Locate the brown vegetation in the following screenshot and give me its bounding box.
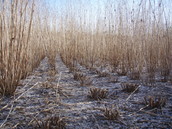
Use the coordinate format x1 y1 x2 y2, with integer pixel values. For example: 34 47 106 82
144 96 167 109
0 0 171 99
121 83 139 93
88 88 108 100
34 116 66 129
0 1 171 129
103 107 120 120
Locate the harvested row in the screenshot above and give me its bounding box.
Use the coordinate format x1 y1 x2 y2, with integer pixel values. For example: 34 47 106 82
0 0 172 128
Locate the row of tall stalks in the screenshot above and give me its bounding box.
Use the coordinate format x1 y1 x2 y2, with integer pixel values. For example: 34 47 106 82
0 0 171 96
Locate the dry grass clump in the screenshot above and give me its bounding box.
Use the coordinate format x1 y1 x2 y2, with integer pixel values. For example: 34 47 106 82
88 88 108 100
73 72 84 81
144 96 166 109
121 83 139 93
73 72 93 86
34 116 66 129
103 107 120 120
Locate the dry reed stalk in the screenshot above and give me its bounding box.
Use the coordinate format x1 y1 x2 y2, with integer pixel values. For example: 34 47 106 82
0 0 171 95
0 0 36 96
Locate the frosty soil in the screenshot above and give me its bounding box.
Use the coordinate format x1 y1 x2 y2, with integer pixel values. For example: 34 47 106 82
0 56 172 129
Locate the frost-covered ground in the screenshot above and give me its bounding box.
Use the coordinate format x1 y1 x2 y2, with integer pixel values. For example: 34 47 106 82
0 56 172 129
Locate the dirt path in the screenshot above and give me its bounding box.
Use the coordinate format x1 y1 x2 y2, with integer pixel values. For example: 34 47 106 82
0 56 172 129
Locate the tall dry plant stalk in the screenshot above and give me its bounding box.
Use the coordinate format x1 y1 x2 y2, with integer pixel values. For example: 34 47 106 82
0 0 36 96
0 0 171 96
58 0 171 84
0 0 48 96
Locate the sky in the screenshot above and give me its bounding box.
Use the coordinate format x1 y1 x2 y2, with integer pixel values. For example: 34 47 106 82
44 0 172 18
44 0 172 10
43 0 172 31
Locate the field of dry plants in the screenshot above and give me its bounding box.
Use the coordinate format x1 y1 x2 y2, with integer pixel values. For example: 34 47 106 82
0 0 172 129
